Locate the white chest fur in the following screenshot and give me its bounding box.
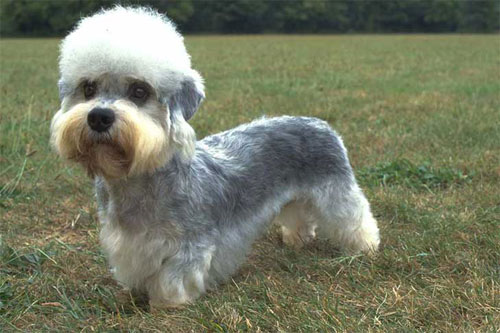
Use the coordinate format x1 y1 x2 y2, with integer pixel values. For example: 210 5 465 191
99 214 178 290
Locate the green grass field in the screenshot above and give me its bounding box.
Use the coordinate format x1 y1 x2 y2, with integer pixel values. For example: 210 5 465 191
1 35 499 332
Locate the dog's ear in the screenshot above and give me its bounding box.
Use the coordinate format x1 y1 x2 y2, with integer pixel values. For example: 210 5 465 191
58 79 70 101
166 70 204 161
168 69 205 121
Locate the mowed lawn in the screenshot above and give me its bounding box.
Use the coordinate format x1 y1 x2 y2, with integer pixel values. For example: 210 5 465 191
1 35 499 332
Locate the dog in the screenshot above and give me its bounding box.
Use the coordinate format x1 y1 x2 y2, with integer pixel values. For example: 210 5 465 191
50 6 380 307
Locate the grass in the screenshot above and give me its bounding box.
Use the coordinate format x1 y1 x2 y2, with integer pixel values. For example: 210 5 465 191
1 35 499 332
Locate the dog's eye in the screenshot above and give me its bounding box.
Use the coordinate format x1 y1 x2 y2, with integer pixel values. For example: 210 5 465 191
131 86 148 100
83 82 97 99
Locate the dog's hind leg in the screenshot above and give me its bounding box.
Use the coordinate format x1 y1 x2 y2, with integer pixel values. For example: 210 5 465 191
308 179 380 255
274 200 317 249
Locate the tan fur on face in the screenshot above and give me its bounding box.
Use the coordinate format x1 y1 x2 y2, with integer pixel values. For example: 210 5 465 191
50 100 171 179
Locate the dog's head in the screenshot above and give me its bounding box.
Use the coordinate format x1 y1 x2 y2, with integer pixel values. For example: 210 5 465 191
50 6 204 179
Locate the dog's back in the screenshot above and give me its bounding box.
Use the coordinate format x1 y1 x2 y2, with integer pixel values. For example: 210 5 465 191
200 116 353 187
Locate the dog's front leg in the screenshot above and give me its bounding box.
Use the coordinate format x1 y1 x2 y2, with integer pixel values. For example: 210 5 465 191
146 245 215 308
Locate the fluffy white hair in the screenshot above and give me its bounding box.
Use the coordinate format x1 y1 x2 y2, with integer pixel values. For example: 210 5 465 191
56 6 205 163
59 6 203 98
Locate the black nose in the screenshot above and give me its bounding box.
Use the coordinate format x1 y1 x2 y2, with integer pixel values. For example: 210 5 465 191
87 108 115 132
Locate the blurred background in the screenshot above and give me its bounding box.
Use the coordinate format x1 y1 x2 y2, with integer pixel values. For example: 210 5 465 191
1 0 499 36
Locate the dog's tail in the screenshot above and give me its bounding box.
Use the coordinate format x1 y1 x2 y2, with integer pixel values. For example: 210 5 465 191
310 181 380 255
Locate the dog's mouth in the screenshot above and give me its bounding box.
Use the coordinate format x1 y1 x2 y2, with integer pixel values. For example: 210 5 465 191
77 143 132 179
70 128 133 179
90 130 114 144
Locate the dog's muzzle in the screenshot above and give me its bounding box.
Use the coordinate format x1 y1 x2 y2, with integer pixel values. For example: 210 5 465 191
87 107 115 132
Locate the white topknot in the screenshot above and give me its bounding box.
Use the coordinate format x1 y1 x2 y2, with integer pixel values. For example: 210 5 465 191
59 6 194 93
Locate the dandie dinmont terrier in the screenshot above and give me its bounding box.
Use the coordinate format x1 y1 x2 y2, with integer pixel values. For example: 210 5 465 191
50 7 380 307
